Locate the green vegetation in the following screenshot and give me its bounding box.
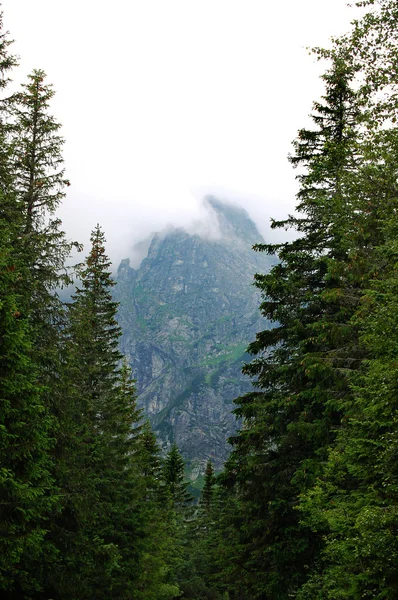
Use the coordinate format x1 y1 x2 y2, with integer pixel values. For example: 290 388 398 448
202 342 247 367
3 1 398 598
0 19 180 598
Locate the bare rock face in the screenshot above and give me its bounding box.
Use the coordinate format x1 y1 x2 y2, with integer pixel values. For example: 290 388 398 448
115 197 274 471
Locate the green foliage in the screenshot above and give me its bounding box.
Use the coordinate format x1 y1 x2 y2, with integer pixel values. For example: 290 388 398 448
0 211 57 594
213 52 364 599
45 226 179 599
163 443 193 510
4 2 398 599
0 19 59 597
0 9 179 600
209 4 398 600
298 194 398 600
173 460 225 600
200 460 216 513
9 69 78 316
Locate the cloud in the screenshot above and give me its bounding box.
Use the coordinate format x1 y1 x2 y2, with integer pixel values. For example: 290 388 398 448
2 0 359 267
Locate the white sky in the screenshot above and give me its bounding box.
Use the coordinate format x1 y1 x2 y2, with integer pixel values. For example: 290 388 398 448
2 0 359 266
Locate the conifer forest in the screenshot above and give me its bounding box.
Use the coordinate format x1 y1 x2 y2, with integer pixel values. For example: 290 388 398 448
3 0 398 598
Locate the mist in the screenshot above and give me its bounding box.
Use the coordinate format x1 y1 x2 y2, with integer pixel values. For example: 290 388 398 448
59 186 296 271
1 0 363 268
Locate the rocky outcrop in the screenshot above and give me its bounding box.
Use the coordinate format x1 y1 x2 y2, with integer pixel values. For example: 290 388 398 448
115 197 274 471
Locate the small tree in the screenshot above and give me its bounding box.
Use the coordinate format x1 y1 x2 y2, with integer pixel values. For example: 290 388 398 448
163 443 192 510
199 460 216 514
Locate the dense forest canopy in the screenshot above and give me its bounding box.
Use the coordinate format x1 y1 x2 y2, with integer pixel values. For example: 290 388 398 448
1 0 398 598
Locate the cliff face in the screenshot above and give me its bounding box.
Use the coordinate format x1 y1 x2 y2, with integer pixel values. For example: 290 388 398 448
115 197 274 471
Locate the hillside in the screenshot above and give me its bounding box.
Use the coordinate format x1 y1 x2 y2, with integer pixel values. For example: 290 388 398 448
115 197 274 471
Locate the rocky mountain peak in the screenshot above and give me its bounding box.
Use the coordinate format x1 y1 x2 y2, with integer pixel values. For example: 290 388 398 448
204 196 261 244
115 198 274 473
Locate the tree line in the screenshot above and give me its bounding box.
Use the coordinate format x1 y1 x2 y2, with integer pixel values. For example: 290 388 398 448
2 0 398 598
0 11 202 598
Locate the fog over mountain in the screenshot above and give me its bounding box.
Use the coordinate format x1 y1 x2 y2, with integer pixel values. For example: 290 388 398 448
114 197 276 471
1 0 361 268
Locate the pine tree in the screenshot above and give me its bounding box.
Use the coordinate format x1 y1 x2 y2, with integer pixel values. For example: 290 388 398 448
216 53 364 599
47 225 129 598
134 423 181 600
0 17 58 598
292 4 398 595
163 443 192 510
1 71 79 596
200 460 216 514
49 226 179 599
9 69 77 325
298 174 398 599
0 212 57 596
181 460 224 600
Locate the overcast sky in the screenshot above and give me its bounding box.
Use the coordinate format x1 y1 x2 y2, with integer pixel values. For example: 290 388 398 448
3 0 359 266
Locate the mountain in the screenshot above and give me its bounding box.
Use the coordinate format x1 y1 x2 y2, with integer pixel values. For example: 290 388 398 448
115 197 274 473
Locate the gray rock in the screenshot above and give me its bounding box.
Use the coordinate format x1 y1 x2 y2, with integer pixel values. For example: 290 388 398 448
115 197 275 472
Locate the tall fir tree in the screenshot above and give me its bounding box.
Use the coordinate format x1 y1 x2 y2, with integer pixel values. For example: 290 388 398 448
49 225 179 599
216 53 364 599
2 71 79 596
134 423 181 600
200 460 216 515
9 69 77 321
0 16 59 598
298 139 398 599
0 207 57 597
179 459 224 600
48 225 133 598
295 3 398 591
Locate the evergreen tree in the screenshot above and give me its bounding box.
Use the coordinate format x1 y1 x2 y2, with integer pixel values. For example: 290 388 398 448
134 423 181 600
293 4 398 595
161 444 197 595
297 111 398 600
49 226 179 599
200 460 216 514
1 71 79 596
174 459 223 600
216 53 364 599
298 194 398 600
163 443 193 510
0 210 57 596
0 17 58 598
9 69 77 327
48 225 134 598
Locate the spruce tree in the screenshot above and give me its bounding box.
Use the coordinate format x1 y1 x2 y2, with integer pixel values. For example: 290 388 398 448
0 209 57 596
9 69 77 323
294 4 398 595
0 16 58 598
48 225 131 598
181 460 224 599
2 71 79 596
163 443 192 510
296 93 398 600
217 53 363 599
298 162 398 599
200 460 216 514
134 423 181 600
50 226 179 599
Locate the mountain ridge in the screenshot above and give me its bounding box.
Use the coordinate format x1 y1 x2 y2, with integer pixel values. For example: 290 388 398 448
115 197 274 471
